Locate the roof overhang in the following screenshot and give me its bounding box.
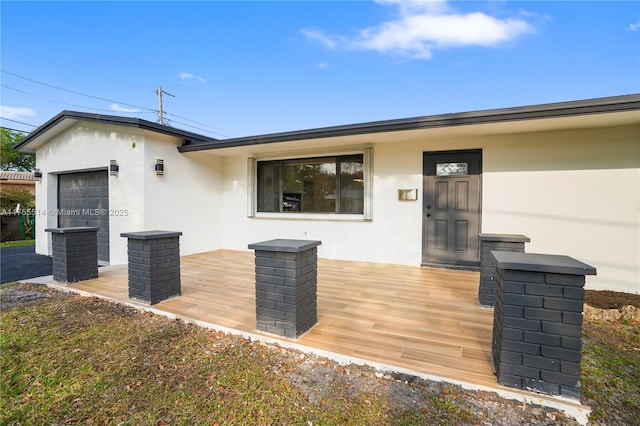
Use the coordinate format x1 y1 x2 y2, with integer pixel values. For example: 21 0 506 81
178 94 640 156
15 95 640 155
15 111 216 153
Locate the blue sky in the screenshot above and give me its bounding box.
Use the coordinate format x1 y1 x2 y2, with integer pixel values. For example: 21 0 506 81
1 1 639 139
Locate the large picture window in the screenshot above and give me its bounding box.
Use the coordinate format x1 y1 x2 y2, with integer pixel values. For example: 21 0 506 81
257 154 364 214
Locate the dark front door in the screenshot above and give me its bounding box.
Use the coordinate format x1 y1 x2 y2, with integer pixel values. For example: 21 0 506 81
58 170 110 263
422 150 481 268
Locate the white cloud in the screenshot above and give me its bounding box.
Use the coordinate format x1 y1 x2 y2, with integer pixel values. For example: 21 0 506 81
316 62 329 69
376 0 450 15
628 21 640 31
179 72 206 83
302 0 534 60
109 104 140 113
300 29 343 49
0 106 36 121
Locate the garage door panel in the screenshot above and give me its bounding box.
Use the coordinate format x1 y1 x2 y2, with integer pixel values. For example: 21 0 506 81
58 171 109 263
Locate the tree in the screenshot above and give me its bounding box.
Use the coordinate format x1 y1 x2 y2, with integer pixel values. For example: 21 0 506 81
0 188 35 211
1 128 35 171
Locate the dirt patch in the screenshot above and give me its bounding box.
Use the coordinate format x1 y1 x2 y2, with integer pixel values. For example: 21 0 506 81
583 290 640 322
288 360 578 425
0 282 61 310
584 290 640 309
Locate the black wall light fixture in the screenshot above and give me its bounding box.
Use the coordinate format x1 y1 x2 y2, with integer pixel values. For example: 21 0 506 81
155 159 164 175
109 160 119 176
34 169 42 181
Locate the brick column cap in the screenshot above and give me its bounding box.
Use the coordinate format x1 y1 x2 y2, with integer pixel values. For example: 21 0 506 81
45 227 98 234
492 251 596 276
248 239 322 253
479 233 530 243
120 230 182 239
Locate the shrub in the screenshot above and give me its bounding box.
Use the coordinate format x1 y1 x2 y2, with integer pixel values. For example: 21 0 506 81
0 188 35 213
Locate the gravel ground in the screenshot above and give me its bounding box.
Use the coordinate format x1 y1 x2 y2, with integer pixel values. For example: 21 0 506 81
288 359 579 425
0 283 587 425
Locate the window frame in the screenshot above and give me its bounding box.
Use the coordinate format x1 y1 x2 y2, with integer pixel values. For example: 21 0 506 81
248 148 372 220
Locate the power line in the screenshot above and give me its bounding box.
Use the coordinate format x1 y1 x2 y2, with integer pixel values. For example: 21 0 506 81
2 70 231 138
0 117 38 128
1 126 30 134
5 47 149 93
1 69 156 113
154 86 228 136
165 118 228 138
4 82 224 136
1 84 156 115
3 83 225 137
164 111 229 137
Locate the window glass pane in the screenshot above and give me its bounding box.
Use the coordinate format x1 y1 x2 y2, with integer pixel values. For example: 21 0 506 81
283 158 336 213
256 154 365 214
257 162 280 212
340 155 364 214
436 162 468 176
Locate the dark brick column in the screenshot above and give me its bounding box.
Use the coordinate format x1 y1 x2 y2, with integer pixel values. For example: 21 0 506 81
120 231 182 305
491 251 596 400
45 227 99 283
478 234 530 306
248 239 322 339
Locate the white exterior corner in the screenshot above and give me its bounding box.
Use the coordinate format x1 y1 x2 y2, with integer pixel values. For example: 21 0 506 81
33 121 224 265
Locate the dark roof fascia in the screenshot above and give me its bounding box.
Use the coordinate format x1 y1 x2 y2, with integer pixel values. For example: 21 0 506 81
15 111 215 152
178 94 640 153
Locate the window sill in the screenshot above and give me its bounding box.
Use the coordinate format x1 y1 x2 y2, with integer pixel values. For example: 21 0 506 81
253 212 368 222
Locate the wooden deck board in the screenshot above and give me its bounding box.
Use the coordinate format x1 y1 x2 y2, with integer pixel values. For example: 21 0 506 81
67 249 497 388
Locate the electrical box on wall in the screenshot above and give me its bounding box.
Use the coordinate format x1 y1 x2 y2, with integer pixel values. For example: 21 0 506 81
398 189 418 201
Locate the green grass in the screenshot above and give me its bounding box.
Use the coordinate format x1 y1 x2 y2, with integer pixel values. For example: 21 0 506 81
2 287 637 425
581 317 640 425
0 239 34 248
0 292 482 425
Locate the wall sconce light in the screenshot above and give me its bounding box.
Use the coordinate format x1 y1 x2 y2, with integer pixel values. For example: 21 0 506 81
398 189 418 201
155 159 164 176
109 160 119 177
33 169 42 181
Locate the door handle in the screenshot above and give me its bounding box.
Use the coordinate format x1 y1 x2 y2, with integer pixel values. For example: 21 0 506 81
426 213 431 217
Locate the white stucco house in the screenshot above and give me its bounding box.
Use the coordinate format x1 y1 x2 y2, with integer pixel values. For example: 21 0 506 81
15 94 640 294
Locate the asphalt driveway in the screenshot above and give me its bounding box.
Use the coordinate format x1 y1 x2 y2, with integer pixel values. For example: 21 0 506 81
0 245 52 284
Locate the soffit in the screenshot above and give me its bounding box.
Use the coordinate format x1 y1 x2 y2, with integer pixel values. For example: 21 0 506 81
187 109 639 158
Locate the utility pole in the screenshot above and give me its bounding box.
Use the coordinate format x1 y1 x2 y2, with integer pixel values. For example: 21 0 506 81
156 86 175 125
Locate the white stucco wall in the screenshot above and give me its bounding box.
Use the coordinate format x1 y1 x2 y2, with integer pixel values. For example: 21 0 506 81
218 125 639 293
142 140 223 259
34 122 222 265
34 123 145 264
481 126 639 293
34 119 639 293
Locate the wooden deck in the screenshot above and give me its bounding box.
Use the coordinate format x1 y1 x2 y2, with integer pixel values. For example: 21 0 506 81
68 250 497 388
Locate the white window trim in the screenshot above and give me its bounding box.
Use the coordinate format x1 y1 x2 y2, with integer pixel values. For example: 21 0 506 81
247 157 256 217
248 148 373 221
363 147 373 221
254 212 365 222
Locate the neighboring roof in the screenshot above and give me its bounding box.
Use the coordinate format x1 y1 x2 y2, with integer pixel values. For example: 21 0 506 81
178 93 640 153
0 171 35 181
15 111 216 153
